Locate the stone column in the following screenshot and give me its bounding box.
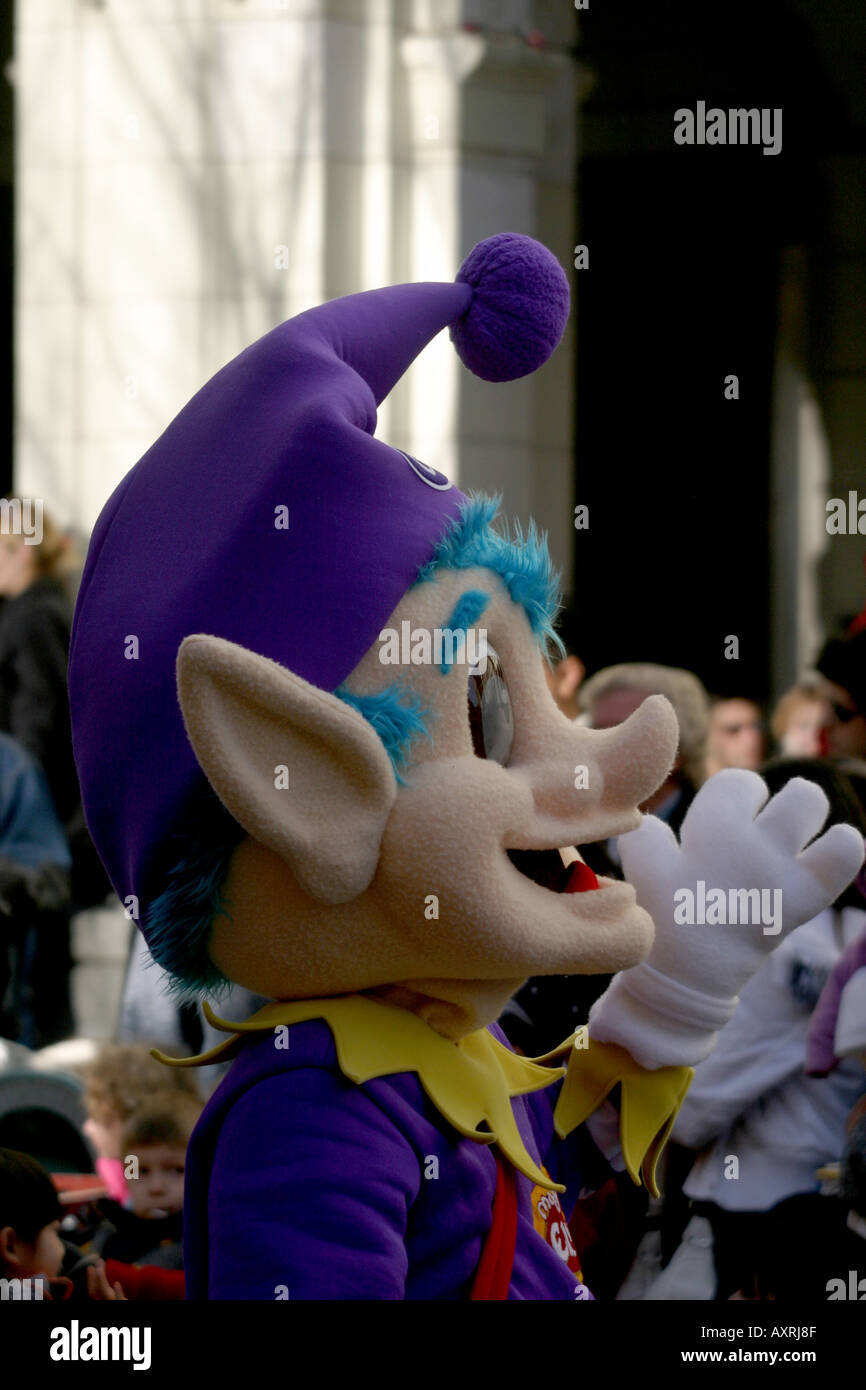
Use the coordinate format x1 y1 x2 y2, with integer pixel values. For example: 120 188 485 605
15 0 582 600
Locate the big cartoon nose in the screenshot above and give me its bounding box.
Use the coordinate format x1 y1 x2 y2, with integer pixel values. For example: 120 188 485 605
510 693 680 846
590 693 680 811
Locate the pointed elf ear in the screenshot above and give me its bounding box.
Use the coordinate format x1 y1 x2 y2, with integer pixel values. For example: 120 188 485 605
176 635 397 904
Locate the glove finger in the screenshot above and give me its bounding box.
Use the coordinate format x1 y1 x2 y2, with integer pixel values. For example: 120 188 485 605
752 776 830 853
679 768 769 852
618 812 680 884
797 822 866 904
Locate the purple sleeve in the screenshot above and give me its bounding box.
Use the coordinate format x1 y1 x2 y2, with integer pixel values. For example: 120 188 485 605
207 1068 421 1300
806 929 866 1076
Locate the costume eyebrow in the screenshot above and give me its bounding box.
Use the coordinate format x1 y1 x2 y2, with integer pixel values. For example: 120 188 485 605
439 589 490 674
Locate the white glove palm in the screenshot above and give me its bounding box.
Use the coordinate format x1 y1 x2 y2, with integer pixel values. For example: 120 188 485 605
589 769 865 1069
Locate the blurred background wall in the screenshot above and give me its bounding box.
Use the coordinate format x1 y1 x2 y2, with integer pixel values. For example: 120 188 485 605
8 0 580 592
2 0 865 699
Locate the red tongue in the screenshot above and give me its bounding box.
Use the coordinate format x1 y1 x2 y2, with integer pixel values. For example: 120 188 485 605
564 860 600 894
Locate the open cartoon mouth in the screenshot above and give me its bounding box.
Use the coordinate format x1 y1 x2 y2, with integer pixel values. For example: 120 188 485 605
506 848 600 895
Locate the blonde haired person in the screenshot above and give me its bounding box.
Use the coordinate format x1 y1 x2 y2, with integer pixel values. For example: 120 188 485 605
579 662 710 809
771 678 831 759
82 1043 201 1181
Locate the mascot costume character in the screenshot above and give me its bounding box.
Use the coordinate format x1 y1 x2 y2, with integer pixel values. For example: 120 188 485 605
68 234 864 1299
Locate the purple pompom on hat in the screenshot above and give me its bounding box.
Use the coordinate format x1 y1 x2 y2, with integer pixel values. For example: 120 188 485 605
68 234 569 930
451 232 571 382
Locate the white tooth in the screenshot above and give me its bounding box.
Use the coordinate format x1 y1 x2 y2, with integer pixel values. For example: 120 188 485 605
558 846 584 868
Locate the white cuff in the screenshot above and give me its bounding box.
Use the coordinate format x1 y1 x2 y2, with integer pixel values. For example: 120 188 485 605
588 963 739 1070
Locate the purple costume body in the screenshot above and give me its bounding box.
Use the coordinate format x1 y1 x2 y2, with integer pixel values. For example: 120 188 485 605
184 1017 602 1300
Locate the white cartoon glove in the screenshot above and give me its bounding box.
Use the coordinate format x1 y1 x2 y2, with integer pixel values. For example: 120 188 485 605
588 769 865 1069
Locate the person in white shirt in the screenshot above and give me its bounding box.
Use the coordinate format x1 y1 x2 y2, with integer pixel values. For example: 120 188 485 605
669 758 866 1299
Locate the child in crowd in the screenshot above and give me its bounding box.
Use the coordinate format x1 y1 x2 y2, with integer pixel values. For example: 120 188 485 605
0 1147 124 1300
88 1091 202 1270
82 1043 201 1203
771 679 831 759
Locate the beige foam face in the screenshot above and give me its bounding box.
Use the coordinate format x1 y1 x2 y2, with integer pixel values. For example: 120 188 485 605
177 567 680 1037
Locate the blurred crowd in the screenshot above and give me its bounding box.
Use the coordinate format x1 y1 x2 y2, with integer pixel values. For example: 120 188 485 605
0 498 865 1300
535 624 866 1300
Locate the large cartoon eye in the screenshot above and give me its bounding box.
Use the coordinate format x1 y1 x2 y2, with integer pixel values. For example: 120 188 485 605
467 644 514 764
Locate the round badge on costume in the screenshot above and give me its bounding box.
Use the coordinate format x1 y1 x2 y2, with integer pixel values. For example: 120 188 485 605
398 450 452 491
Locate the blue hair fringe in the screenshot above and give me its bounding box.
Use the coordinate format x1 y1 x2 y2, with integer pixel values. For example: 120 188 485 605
416 493 565 661
143 803 245 1000
334 681 433 784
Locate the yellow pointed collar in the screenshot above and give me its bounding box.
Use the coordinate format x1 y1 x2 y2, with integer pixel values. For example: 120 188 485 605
551 1038 693 1198
153 994 566 1192
153 995 692 1199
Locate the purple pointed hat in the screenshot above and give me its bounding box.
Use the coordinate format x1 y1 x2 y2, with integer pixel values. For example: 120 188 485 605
69 233 570 920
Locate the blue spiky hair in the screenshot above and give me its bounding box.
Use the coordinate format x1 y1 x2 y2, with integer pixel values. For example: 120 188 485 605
417 492 564 657
144 491 564 996
333 495 565 773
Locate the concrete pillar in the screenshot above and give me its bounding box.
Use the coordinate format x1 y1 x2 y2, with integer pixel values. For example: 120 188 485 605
15 0 581 600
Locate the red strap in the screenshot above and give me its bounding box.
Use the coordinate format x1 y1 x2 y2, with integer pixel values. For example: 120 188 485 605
470 1152 518 1300
104 1259 186 1300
